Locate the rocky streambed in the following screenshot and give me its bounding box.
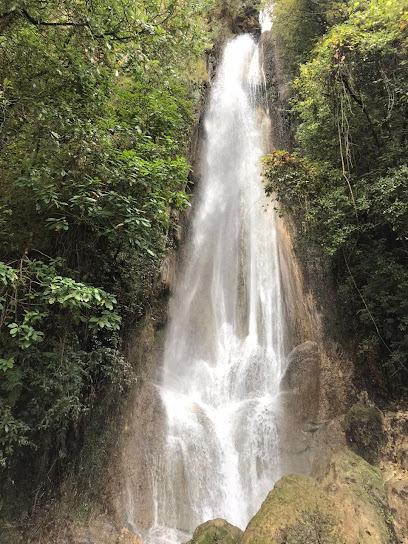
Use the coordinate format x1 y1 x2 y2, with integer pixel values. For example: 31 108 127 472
65 402 407 544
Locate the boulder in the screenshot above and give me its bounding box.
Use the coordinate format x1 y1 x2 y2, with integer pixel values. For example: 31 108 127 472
343 403 386 464
282 341 320 423
186 519 243 544
240 448 397 544
241 473 344 544
317 448 397 544
279 341 321 474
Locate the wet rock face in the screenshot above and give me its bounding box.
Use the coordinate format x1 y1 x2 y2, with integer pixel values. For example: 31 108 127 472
344 403 387 465
259 32 293 152
185 519 243 544
283 341 320 418
279 341 321 474
218 1 261 35
231 9 260 35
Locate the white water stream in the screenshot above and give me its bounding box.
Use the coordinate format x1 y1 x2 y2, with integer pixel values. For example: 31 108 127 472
144 28 287 544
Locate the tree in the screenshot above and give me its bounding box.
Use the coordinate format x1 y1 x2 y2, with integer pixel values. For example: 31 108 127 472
264 0 408 392
0 0 213 489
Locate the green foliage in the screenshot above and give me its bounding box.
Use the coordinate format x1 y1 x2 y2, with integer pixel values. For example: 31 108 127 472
293 0 408 169
0 358 14 371
264 154 408 388
0 256 127 469
271 0 345 78
0 258 121 348
266 0 408 392
0 403 32 468
0 0 213 486
263 152 358 254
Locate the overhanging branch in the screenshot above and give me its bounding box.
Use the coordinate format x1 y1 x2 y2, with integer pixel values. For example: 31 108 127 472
1 7 150 40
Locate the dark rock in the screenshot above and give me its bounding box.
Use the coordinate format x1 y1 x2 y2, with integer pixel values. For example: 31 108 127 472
284 341 319 388
259 31 293 152
343 403 386 465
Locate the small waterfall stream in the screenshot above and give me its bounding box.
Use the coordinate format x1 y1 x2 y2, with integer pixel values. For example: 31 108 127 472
144 27 287 544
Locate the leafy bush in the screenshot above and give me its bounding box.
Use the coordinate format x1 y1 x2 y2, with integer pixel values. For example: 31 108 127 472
0 0 213 488
265 0 408 393
263 151 408 389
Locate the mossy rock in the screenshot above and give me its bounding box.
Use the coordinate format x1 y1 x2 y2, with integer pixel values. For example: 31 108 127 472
318 449 397 544
186 519 243 544
240 474 344 544
343 403 386 465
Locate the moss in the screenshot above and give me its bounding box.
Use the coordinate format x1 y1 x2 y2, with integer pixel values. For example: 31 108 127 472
343 403 386 465
241 474 344 544
283 511 343 544
240 452 397 544
322 449 398 544
186 519 243 544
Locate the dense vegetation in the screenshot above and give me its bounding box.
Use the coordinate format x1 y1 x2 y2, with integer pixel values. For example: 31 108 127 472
2 0 406 528
0 0 214 498
264 0 408 393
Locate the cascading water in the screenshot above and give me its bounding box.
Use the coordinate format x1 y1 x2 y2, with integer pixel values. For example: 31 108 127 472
144 27 287 544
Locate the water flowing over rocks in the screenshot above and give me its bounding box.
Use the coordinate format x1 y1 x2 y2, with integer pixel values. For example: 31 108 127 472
63 13 407 544
187 410 404 544
3 6 408 544
114 18 402 544
122 30 291 543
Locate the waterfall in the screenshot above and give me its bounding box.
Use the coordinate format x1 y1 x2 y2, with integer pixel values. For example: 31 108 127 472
144 32 287 544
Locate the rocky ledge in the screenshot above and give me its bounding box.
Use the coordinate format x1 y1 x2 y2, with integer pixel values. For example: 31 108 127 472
187 403 408 544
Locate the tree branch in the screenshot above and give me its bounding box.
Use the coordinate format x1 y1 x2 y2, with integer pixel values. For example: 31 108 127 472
21 8 81 27
340 73 381 150
2 7 149 40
